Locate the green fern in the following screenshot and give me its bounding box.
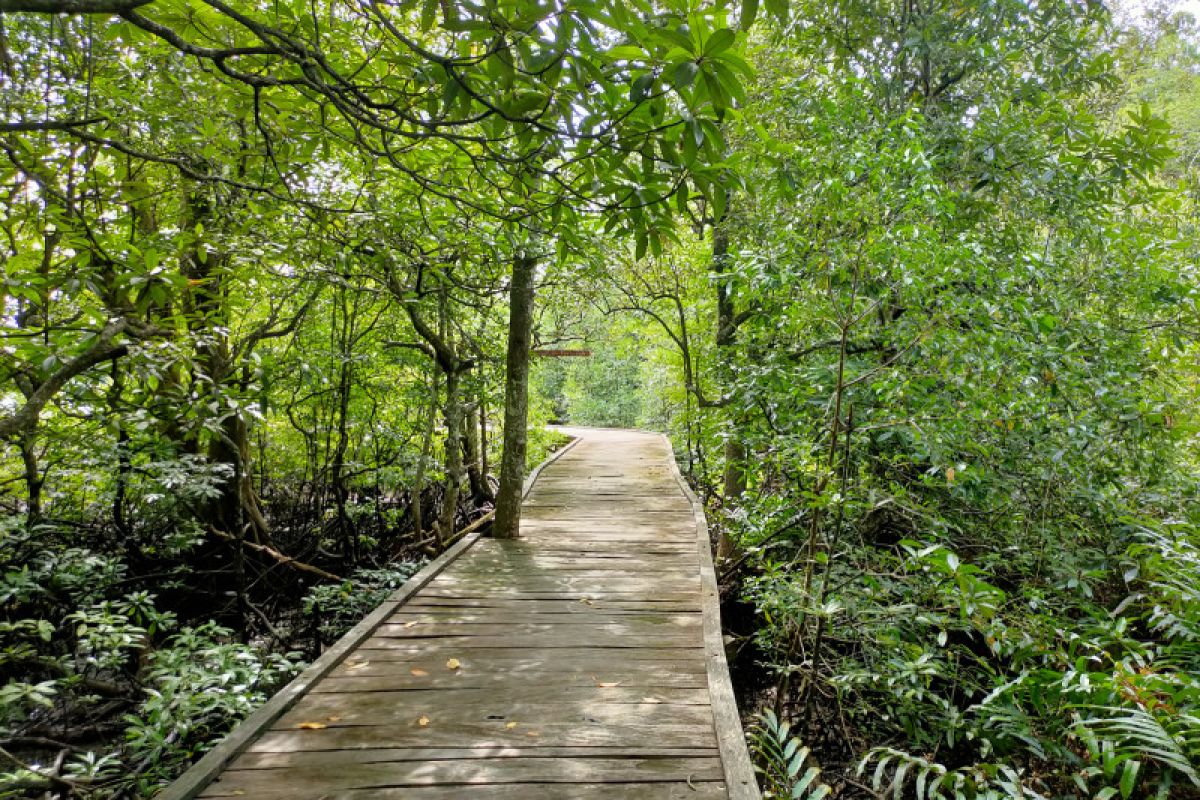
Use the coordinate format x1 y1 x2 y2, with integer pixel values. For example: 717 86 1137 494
856 747 1047 800
1077 705 1200 790
749 711 833 799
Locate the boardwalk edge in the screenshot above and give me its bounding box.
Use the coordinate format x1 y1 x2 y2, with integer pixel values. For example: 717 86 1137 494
156 433 580 799
662 433 762 800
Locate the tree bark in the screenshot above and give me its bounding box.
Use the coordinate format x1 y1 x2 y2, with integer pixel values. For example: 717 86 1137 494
18 430 42 525
436 369 464 545
412 368 438 539
492 251 537 540
463 399 491 503
713 221 743 561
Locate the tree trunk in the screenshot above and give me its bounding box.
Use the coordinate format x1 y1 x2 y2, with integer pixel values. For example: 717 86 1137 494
463 399 491 503
436 369 464 544
492 252 537 540
19 429 42 526
412 368 438 539
713 222 743 561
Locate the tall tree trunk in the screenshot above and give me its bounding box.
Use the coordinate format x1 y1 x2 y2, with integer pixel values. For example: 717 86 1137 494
463 399 491 503
412 368 438 540
183 185 269 545
492 252 537 540
713 222 743 561
330 285 355 557
19 429 42 526
436 369 464 544
330 352 353 556
479 393 489 488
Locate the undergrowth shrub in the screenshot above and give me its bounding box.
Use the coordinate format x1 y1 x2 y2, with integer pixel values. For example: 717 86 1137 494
742 518 1200 799
302 563 425 643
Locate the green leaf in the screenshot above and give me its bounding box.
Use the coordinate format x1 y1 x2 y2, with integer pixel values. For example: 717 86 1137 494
702 67 731 112
740 0 759 30
420 0 437 31
606 45 645 62
669 60 700 90
630 73 654 103
704 28 736 56
1120 760 1141 799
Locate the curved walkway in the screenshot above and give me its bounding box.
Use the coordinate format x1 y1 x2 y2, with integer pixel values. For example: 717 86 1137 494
161 428 757 799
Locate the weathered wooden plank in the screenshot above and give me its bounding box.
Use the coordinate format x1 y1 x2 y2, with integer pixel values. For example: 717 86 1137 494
199 781 730 799
415 589 703 601
248 720 720 752
402 597 702 612
383 611 702 627
449 559 699 572
198 757 724 793
275 690 715 722
376 621 701 639
232 746 720 768
316 671 709 692
345 646 707 662
357 633 703 650
436 576 699 587
323 662 705 695
304 686 710 704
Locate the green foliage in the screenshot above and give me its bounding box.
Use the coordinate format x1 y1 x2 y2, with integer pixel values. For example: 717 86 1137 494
302 564 424 643
857 747 1041 800
122 623 302 795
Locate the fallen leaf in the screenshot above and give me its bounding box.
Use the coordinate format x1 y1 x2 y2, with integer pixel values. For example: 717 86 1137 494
596 681 621 688
526 730 540 737
417 716 430 727
446 657 462 670
326 715 342 722
578 598 593 606
403 620 419 628
505 721 518 730
346 659 370 671
642 697 662 704
296 721 327 730
410 668 429 676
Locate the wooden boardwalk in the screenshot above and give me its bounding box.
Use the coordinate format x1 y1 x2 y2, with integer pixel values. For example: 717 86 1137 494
161 428 757 799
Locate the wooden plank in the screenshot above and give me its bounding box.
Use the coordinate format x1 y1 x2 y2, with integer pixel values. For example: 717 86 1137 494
383 611 702 626
357 633 703 650
402 597 702 612
319 671 705 690
316 671 709 692
342 645 708 665
301 686 711 705
247 720 719 752
272 697 717 731
376 620 701 636
232 746 718 767
198 757 724 793
199 781 730 799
